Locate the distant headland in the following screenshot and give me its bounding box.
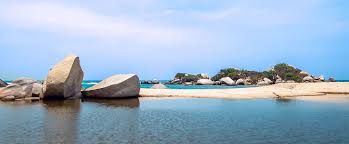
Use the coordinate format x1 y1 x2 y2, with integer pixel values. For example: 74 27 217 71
142 63 335 87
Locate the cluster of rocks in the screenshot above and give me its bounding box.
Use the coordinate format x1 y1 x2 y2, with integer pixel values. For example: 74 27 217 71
166 70 336 87
0 77 42 101
0 55 140 102
141 79 160 84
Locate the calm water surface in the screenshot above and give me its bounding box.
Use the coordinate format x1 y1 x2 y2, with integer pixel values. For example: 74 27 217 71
0 98 349 144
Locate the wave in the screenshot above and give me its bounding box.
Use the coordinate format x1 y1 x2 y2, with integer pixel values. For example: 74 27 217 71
82 82 98 85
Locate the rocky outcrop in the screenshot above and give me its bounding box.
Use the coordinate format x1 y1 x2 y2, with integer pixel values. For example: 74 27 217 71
142 79 160 84
151 84 168 89
303 76 314 82
219 77 235 86
43 55 84 99
196 79 214 85
82 74 140 98
0 77 38 99
0 79 7 87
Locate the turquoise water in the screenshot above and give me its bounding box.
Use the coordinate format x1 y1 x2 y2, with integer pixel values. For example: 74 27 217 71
1 98 349 144
4 80 349 89
82 80 255 89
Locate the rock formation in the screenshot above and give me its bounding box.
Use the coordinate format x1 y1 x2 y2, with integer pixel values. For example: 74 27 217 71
82 74 140 98
43 55 84 99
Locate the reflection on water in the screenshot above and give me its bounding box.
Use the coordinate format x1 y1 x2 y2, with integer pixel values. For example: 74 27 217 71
43 100 81 144
0 98 349 144
83 98 140 108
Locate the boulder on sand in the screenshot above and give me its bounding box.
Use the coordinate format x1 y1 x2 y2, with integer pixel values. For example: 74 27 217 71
196 79 214 85
43 55 84 99
151 84 168 89
0 79 8 87
219 77 235 86
303 76 314 82
257 78 273 86
82 74 140 98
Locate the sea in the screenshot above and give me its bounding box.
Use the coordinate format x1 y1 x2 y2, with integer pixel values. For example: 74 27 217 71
4 80 349 89
1 98 349 144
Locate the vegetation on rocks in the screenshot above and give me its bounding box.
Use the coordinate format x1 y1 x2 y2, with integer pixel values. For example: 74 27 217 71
272 63 303 82
211 63 310 84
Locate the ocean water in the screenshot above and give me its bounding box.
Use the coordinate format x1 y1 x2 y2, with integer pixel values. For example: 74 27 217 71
82 80 255 89
0 98 349 144
4 80 349 89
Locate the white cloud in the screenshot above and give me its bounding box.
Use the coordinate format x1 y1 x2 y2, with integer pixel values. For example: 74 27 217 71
0 2 196 45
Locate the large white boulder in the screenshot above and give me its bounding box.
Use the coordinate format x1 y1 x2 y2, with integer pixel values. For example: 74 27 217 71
82 74 140 98
196 79 214 85
43 55 84 99
263 78 273 84
219 77 235 86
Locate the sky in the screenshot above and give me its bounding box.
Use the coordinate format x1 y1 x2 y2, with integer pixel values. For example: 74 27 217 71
0 0 348 80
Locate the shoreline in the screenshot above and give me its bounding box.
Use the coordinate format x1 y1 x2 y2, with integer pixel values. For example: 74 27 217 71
140 82 349 100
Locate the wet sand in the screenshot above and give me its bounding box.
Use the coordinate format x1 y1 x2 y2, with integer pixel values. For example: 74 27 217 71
140 82 349 100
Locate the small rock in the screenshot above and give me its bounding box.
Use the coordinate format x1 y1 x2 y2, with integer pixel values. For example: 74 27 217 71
1 96 15 101
319 75 325 81
328 77 336 82
303 76 314 82
151 84 168 89
257 78 273 86
263 78 273 84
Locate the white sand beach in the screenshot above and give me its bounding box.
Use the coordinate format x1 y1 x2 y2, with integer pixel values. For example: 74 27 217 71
140 82 349 100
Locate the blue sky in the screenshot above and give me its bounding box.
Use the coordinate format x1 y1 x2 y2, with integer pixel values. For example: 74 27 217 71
0 0 348 80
